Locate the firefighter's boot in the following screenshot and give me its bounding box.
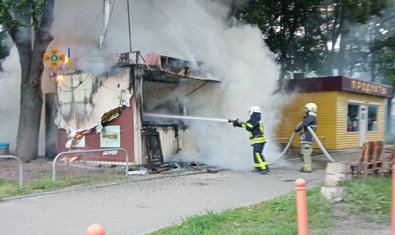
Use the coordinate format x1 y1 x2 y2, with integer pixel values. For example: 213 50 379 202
260 162 270 174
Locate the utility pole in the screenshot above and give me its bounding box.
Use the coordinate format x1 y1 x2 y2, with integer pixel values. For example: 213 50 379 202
127 0 133 52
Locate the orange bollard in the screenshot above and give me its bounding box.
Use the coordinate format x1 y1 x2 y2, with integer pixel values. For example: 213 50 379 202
86 223 105 235
295 178 309 235
392 165 395 235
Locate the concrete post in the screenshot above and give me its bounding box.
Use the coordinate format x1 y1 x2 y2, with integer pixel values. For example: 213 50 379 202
295 178 309 235
86 224 105 235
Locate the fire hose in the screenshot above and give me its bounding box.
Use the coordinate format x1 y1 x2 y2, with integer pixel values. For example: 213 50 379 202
306 126 336 163
229 119 335 164
270 125 335 165
270 131 296 165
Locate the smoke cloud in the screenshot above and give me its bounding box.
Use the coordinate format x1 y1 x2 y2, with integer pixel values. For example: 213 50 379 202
0 46 20 152
121 0 284 170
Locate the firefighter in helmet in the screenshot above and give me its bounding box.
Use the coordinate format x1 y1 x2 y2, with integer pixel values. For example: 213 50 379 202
294 103 317 173
233 106 269 174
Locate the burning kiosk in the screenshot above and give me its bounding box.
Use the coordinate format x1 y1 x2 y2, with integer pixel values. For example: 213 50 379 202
53 51 219 165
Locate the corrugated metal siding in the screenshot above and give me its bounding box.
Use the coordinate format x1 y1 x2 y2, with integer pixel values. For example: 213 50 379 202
157 128 198 162
157 127 179 162
277 92 338 149
178 129 197 153
336 92 385 149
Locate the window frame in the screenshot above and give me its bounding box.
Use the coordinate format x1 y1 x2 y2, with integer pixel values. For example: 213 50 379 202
346 102 361 133
367 105 378 132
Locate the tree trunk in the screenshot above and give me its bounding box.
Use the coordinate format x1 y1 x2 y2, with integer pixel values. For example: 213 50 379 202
326 1 342 76
335 12 347 75
13 0 54 161
16 76 43 161
369 18 379 82
337 32 346 75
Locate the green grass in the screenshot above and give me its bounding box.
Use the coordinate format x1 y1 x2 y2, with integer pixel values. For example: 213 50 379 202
1 170 391 233
0 171 126 199
151 176 391 235
151 188 332 235
340 176 391 222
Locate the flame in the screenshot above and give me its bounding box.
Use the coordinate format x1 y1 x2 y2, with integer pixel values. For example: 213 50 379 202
74 132 83 140
59 156 68 162
56 75 64 82
69 156 79 163
59 154 80 163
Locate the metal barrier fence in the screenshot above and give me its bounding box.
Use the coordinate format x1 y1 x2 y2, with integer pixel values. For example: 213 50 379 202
52 148 129 187
0 155 23 190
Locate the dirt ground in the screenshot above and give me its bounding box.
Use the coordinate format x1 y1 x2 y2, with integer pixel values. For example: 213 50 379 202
328 203 390 235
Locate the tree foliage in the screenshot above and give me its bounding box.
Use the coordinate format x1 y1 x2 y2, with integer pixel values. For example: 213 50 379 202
0 30 10 71
236 0 325 79
322 0 388 76
233 0 390 82
376 33 395 91
367 1 395 90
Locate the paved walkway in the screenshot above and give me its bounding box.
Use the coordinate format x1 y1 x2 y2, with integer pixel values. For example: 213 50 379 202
0 166 325 235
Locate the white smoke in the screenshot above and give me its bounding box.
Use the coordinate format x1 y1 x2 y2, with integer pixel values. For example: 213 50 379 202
0 46 21 152
124 0 284 170
49 0 290 169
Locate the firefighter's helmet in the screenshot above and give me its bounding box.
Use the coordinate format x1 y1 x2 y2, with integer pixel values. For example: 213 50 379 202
248 106 262 116
305 103 317 113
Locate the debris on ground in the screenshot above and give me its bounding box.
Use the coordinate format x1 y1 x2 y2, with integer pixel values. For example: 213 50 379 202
207 168 218 173
127 161 211 174
128 167 148 175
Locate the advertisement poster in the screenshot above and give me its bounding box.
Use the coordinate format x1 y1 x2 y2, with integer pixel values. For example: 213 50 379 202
100 125 121 147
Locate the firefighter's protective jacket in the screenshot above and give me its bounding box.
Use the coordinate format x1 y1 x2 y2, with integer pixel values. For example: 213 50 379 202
295 111 317 144
241 112 266 145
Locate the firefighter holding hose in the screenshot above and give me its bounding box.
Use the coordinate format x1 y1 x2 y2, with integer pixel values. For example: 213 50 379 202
294 103 318 173
231 106 269 174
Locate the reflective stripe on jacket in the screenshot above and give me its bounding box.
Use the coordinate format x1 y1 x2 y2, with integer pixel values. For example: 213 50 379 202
241 113 266 145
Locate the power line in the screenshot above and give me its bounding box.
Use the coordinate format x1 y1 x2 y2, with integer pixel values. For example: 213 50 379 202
149 0 199 41
77 6 104 46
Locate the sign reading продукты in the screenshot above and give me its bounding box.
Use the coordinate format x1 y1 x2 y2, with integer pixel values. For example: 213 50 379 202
348 79 390 97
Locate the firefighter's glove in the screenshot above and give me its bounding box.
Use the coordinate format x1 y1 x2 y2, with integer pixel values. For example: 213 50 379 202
233 119 242 127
